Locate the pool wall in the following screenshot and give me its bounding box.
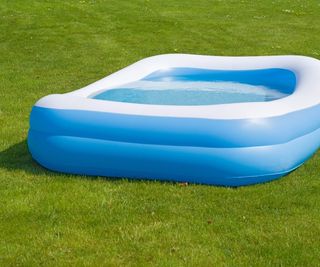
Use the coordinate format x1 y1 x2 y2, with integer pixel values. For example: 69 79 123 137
28 104 320 186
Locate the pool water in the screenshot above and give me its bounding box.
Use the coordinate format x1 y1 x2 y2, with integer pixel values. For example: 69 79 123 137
93 68 295 105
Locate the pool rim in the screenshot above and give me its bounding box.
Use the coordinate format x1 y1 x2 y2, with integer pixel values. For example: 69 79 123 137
34 54 320 120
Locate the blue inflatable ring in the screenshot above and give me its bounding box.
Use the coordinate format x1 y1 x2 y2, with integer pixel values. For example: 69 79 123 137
28 54 320 186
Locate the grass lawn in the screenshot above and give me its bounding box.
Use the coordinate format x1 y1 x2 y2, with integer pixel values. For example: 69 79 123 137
1 0 320 265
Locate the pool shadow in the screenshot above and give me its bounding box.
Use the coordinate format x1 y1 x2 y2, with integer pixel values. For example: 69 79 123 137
0 140 54 176
0 140 146 184
0 140 116 181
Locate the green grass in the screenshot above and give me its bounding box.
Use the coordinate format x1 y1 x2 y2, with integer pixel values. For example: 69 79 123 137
1 0 320 265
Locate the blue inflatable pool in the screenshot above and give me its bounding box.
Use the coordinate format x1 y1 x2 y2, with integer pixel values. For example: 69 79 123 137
28 54 320 186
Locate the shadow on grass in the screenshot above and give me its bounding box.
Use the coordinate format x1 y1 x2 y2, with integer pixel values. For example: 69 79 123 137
0 140 161 185
0 140 54 176
0 140 118 182
0 140 115 183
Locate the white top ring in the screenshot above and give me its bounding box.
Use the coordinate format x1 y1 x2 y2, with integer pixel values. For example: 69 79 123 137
35 54 320 120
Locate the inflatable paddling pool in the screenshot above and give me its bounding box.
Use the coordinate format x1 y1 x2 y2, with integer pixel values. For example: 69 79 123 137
28 54 320 186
